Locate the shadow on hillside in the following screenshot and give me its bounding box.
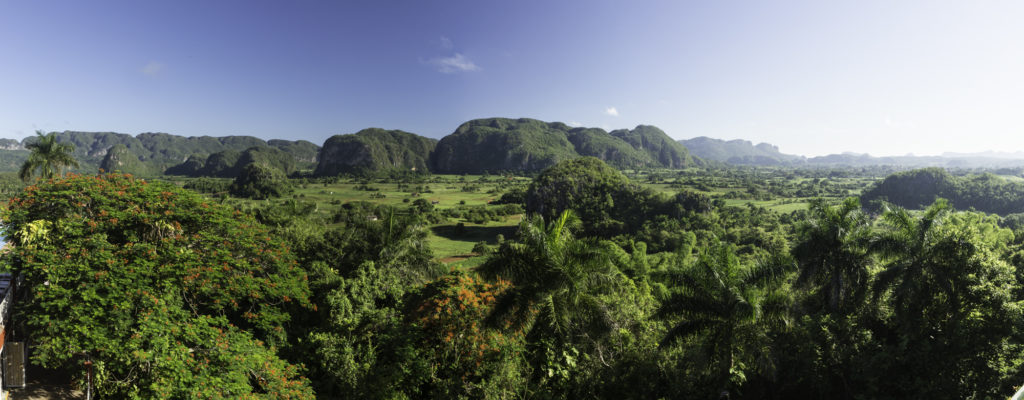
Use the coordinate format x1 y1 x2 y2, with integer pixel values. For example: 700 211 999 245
431 224 518 244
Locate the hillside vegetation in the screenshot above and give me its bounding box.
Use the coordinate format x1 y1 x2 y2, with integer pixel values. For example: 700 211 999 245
314 128 437 176
431 118 697 173
860 167 1024 215
8 131 320 176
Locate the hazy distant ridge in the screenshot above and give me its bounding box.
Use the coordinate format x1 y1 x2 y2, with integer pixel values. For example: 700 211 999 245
680 136 1024 168
679 136 803 165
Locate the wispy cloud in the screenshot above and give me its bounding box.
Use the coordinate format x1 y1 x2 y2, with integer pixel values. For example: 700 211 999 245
427 53 480 74
141 61 165 77
605 106 619 117
568 121 582 127
425 37 479 74
439 36 454 50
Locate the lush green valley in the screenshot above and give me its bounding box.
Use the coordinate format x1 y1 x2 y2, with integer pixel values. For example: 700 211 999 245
4 128 1024 398
3 150 1024 398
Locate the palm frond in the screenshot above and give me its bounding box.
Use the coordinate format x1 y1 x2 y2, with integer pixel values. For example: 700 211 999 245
659 318 715 348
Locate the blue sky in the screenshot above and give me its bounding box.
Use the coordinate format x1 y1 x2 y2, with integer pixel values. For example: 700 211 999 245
1 1 1023 157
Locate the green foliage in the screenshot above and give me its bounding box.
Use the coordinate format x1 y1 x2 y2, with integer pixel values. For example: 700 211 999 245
492 186 526 205
1 173 313 398
19 130 80 182
182 177 232 194
474 210 667 398
792 197 872 313
251 199 318 227
867 200 1022 398
230 163 293 199
4 161 1024 398
281 207 444 397
861 168 1024 215
656 243 794 395
525 157 636 236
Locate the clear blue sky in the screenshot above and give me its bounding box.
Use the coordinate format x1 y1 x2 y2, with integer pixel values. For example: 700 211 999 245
2 1 1022 157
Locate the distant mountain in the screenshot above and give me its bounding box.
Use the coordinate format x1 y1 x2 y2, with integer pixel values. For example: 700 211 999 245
165 145 302 179
805 153 1024 168
100 144 156 176
611 125 695 168
942 150 1024 159
678 135 1024 168
8 131 321 176
679 137 804 166
314 128 437 176
431 118 697 174
16 125 1024 178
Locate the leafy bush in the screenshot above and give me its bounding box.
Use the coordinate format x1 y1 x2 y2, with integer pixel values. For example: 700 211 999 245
1 173 313 398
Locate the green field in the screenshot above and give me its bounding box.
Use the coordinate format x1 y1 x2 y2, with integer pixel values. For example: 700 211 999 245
204 175 530 264
184 170 884 264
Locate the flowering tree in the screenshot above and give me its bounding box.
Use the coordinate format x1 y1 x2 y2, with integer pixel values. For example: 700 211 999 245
406 271 525 397
2 173 313 399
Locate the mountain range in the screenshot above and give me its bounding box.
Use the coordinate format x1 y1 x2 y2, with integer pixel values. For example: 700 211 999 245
4 121 1024 178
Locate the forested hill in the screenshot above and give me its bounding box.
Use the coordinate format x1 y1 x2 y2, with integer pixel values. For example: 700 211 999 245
680 136 804 166
860 167 1024 215
314 128 437 176
1 131 320 176
430 118 698 174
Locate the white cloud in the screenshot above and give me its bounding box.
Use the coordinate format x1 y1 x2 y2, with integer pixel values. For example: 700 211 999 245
568 121 582 127
439 36 454 50
605 106 619 117
428 53 480 73
141 61 164 77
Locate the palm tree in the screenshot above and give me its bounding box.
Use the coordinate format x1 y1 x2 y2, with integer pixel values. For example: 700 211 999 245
869 199 952 324
478 210 617 342
791 197 873 314
656 242 793 396
868 199 1021 398
19 130 79 182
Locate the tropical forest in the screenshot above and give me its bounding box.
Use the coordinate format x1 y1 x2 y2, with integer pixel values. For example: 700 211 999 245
0 122 1022 399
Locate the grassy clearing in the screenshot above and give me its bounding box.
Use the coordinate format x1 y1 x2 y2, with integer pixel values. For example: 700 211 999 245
222 177 526 262
428 215 521 262
196 171 882 262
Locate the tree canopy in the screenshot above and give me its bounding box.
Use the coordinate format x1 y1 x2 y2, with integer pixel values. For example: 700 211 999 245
2 173 313 398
